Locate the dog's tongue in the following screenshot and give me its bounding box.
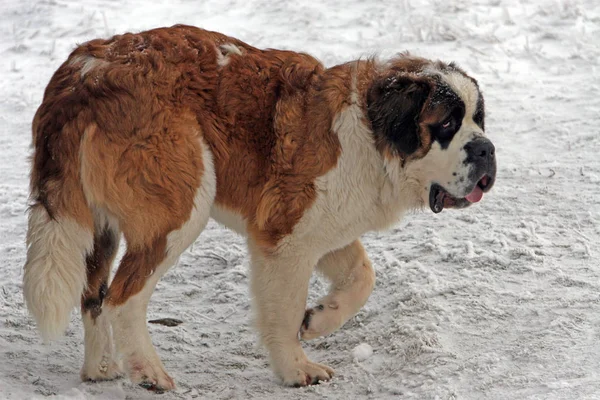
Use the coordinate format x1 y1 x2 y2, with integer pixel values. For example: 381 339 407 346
465 185 483 203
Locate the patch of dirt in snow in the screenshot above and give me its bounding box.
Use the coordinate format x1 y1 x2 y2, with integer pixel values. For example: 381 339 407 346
1 0 600 399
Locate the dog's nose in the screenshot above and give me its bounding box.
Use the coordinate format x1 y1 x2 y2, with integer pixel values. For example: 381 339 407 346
465 137 495 163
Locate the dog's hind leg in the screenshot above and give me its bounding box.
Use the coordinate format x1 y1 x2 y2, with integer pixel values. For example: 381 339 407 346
104 141 215 391
300 240 375 340
78 111 216 391
104 177 214 391
80 211 122 381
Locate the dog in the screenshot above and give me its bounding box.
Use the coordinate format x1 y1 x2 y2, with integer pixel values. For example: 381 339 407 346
23 25 496 390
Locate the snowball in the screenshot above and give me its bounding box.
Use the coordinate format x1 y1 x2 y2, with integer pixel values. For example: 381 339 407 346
352 343 373 361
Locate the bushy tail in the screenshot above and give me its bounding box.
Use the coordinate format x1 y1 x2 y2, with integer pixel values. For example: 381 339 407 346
23 204 93 341
24 89 94 341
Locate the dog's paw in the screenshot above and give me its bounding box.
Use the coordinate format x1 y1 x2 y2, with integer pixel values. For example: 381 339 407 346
281 360 334 387
81 357 123 382
127 356 175 392
300 302 344 340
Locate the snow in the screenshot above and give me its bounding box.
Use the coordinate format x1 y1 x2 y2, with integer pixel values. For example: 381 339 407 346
1 0 599 398
352 343 373 362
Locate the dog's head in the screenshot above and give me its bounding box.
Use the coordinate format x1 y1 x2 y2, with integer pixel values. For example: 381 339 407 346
367 56 496 213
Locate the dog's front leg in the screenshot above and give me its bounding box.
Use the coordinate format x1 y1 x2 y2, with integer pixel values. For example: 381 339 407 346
248 239 334 386
300 239 375 340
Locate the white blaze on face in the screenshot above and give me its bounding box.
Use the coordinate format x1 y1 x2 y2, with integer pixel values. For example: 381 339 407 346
442 70 485 139
408 70 484 202
443 71 478 117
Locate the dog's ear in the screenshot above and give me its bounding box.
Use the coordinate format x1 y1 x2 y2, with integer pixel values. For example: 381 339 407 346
367 75 431 156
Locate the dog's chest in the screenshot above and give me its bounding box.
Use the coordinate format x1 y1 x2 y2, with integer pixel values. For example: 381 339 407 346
292 152 406 253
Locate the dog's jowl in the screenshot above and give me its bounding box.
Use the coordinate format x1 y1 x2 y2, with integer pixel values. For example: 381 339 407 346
23 25 496 390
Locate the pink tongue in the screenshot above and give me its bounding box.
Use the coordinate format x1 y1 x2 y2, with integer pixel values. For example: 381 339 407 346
465 185 483 203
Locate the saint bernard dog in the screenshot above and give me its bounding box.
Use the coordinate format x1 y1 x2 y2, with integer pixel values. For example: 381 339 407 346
23 25 496 390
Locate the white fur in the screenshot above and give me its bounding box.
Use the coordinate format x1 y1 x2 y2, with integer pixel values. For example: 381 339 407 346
167 140 216 258
108 277 175 387
216 43 243 67
81 310 121 381
91 205 120 234
23 206 93 341
441 71 484 142
211 204 247 235
221 43 243 56
301 240 375 340
248 237 333 385
70 55 110 78
443 71 480 118
407 134 473 200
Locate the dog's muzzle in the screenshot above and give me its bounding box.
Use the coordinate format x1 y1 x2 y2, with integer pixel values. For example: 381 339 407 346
464 137 496 193
429 137 497 213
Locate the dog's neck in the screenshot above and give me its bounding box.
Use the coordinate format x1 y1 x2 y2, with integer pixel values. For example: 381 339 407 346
311 60 425 233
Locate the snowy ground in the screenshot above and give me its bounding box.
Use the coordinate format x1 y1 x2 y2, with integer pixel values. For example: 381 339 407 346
1 0 600 398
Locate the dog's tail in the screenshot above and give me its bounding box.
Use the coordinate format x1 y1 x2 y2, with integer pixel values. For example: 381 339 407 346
23 83 95 341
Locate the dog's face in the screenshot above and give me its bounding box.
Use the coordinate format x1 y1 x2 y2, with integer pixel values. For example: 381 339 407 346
367 57 497 213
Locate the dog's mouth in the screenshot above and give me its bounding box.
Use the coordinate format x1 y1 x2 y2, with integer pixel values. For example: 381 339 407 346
429 175 494 213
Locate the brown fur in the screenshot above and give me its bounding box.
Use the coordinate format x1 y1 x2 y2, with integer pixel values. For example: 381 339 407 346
31 25 345 303
213 44 342 248
107 236 167 305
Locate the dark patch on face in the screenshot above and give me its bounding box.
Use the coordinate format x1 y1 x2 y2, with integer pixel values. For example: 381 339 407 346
473 93 485 130
427 80 465 149
367 75 431 156
366 57 485 160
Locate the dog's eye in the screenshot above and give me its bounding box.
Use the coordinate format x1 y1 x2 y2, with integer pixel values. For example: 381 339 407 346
439 117 455 136
435 117 457 144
